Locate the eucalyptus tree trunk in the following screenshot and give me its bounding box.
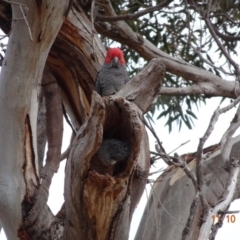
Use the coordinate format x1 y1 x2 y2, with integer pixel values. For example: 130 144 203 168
0 1 68 239
135 136 240 240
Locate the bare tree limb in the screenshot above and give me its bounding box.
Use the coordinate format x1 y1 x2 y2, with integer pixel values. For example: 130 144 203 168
159 83 238 98
143 116 172 166
116 58 165 113
193 96 240 233
198 158 240 240
211 24 240 41
95 0 173 22
60 132 75 161
19 4 32 41
221 103 240 167
182 192 199 240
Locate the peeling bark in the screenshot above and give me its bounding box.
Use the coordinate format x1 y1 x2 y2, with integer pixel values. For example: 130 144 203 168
47 6 106 129
135 136 240 240
64 93 144 239
0 1 68 239
37 95 46 171
22 67 63 238
23 115 39 201
64 92 105 239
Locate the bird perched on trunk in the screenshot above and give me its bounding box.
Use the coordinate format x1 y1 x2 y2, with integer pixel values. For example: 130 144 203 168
96 139 131 166
96 48 130 96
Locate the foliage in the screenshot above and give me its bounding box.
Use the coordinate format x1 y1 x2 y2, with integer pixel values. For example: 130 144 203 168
99 0 240 131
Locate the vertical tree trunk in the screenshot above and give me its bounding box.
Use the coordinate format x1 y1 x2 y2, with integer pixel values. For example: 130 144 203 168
0 1 67 239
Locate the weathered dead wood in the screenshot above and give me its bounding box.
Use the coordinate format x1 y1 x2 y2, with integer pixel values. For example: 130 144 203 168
64 92 145 240
64 92 105 239
116 58 165 113
47 6 106 130
64 57 165 239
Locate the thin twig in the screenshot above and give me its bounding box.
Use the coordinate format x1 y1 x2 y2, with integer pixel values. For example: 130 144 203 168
2 0 26 5
95 0 173 22
19 4 33 41
210 12 239 25
185 1 233 76
150 182 189 230
3 0 33 41
151 182 160 238
218 210 240 214
168 140 190 155
148 168 164 176
60 132 75 161
182 192 199 239
174 153 198 189
211 24 240 41
91 0 97 60
143 117 172 166
0 35 8 41
202 4 240 79
191 43 233 76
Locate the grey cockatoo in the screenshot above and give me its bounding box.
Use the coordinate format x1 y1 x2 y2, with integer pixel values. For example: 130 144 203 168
95 48 130 96
96 139 131 166
95 48 131 166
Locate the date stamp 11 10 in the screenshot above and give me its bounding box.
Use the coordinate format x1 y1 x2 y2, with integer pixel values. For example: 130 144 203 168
212 214 238 224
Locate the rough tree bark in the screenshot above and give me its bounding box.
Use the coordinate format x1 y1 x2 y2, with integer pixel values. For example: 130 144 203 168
0 1 239 240
63 58 165 240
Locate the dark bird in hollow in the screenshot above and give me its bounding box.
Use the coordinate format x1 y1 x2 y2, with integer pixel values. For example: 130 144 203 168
95 48 130 96
97 139 131 166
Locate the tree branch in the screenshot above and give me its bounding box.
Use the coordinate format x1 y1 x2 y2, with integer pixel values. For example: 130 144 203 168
115 58 165 113
159 83 238 98
198 158 240 240
221 103 240 167
193 96 240 232
211 24 240 41
95 0 173 22
203 12 240 78
95 0 240 98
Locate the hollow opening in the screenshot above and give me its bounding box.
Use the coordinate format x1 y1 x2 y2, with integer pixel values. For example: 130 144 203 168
90 101 134 176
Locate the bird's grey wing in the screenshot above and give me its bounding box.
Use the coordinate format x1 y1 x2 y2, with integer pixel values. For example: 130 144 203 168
95 72 102 96
124 66 130 84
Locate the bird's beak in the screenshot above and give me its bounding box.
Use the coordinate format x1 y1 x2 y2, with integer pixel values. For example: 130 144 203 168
112 56 119 67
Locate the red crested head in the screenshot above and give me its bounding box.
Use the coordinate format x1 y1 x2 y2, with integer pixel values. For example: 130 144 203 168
104 48 126 65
